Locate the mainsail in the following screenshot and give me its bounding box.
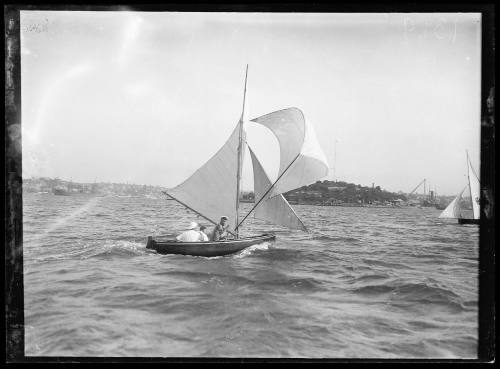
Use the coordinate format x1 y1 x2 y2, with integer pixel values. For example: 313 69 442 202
250 108 329 198
467 156 480 220
249 146 307 231
166 123 246 232
439 186 466 219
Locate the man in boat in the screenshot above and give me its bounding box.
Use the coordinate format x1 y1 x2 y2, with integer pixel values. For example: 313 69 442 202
176 222 207 242
211 216 230 241
200 226 212 241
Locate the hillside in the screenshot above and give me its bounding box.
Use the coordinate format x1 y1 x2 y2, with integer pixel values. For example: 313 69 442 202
282 180 407 205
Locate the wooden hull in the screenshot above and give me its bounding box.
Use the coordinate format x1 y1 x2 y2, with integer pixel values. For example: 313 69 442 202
146 234 275 257
458 218 480 225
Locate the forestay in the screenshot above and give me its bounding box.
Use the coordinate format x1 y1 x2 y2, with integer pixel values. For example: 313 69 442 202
251 108 329 198
249 146 307 231
166 123 246 232
439 187 466 219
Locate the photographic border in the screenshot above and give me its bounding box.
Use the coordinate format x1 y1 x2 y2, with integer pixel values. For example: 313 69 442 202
5 3 495 363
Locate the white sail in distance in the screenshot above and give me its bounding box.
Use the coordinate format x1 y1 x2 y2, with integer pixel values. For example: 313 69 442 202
467 157 480 220
166 123 246 232
439 187 466 219
250 108 329 198
249 146 307 231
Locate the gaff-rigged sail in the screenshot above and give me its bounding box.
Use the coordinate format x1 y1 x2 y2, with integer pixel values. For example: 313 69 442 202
467 157 480 220
249 146 307 231
250 108 329 198
439 187 466 219
166 123 246 232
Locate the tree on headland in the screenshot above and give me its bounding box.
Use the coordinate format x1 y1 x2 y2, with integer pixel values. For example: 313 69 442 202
283 180 406 204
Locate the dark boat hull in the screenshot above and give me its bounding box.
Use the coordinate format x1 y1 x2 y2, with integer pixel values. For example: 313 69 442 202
458 218 479 225
146 234 275 257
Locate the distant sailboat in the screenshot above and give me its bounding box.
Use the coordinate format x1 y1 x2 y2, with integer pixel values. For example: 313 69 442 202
439 151 480 225
146 66 329 256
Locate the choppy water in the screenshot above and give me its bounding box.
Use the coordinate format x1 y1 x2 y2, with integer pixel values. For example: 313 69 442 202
23 193 478 358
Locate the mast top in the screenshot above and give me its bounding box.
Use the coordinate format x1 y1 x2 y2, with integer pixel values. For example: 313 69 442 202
235 65 248 238
240 64 249 122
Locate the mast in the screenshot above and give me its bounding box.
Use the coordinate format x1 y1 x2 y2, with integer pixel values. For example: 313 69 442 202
235 65 248 238
333 139 337 182
466 150 473 210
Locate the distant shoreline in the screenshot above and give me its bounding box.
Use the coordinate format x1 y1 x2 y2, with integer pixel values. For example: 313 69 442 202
24 192 471 210
22 177 457 208
238 198 439 209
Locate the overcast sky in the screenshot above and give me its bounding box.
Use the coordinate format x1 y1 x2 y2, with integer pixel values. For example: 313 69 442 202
21 11 481 195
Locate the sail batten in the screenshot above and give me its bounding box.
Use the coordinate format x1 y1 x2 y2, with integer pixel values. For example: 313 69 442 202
249 147 307 231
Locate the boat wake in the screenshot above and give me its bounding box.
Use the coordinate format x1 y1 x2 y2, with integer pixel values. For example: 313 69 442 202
233 241 273 258
83 240 148 259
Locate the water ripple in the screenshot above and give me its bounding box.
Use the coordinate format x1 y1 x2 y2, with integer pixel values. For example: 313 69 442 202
22 194 479 358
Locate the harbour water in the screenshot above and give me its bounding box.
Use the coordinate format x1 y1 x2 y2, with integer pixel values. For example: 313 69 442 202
23 193 478 358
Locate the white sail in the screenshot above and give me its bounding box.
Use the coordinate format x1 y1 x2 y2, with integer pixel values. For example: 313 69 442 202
249 147 307 231
439 187 466 219
251 108 329 198
467 158 480 220
166 123 246 232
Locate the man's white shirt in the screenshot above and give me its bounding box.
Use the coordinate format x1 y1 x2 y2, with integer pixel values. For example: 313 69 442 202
176 230 208 242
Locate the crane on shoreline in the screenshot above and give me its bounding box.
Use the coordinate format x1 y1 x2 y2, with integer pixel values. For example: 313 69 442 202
408 178 426 197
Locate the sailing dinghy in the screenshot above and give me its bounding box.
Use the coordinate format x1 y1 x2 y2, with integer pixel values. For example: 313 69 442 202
146 66 329 256
438 151 480 225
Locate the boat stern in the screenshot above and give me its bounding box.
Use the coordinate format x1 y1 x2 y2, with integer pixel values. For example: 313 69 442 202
146 236 155 249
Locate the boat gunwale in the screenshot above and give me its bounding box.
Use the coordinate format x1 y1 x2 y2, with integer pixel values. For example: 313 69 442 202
151 233 275 246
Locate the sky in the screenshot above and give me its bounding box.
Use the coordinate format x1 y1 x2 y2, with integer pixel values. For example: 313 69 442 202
20 11 481 196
